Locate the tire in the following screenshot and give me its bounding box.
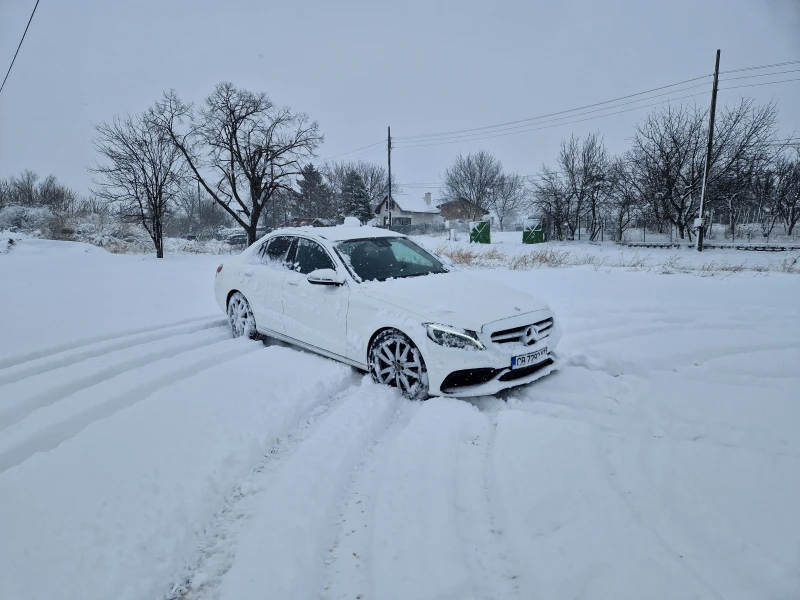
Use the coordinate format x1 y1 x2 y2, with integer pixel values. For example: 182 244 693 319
368 329 429 400
227 292 260 340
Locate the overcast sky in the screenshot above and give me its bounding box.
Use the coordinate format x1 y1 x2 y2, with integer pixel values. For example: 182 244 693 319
1 0 799 198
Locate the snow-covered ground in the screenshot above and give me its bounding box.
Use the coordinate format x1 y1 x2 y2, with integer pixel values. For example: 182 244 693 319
1 236 799 600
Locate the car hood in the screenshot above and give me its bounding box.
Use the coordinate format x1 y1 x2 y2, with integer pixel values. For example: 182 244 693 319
359 271 550 331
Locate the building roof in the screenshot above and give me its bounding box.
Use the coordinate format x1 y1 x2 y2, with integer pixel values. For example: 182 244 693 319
377 194 440 214
436 197 489 215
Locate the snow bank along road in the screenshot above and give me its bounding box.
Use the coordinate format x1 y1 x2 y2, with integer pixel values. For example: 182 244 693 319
1 238 799 600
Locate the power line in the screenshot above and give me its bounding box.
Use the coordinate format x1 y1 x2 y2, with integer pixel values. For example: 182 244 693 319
393 83 712 147
393 91 710 149
718 68 800 83
0 0 41 95
391 76 798 150
394 74 712 142
719 59 800 75
718 77 800 91
343 147 387 163
322 59 799 163
317 140 384 162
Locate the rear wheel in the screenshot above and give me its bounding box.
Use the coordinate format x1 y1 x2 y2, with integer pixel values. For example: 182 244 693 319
227 292 259 340
369 330 429 400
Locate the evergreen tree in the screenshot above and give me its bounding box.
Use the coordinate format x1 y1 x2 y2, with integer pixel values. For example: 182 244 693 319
340 169 373 223
296 163 331 218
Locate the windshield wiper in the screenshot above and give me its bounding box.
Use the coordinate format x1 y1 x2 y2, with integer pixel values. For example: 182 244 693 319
395 271 443 279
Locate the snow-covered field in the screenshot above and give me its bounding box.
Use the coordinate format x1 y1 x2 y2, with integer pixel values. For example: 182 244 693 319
1 236 799 600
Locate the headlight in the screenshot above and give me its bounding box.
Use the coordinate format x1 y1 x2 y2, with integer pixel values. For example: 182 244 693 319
425 323 485 351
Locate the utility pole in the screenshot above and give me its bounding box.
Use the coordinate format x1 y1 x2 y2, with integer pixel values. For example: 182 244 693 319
387 126 392 228
697 49 721 251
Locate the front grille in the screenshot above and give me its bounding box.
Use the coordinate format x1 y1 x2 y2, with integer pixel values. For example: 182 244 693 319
440 368 498 392
491 317 554 346
497 358 554 381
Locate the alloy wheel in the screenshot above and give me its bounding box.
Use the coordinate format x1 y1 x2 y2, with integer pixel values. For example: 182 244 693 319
370 332 428 399
227 292 256 339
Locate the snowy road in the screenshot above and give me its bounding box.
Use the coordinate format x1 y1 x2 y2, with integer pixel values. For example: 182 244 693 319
1 238 799 600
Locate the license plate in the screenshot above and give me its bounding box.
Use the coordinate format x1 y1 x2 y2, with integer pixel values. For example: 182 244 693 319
511 347 548 369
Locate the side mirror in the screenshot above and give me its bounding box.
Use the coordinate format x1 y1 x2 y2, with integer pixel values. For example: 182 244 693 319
307 268 345 286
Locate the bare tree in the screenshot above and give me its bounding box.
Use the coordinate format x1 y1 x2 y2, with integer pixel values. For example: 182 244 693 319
631 100 779 240
166 182 231 237
4 170 39 206
531 134 611 240
91 111 185 258
606 159 645 241
323 160 398 214
151 83 323 245
442 151 503 220
775 150 800 235
0 179 8 210
488 172 528 230
532 167 569 240
556 134 611 240
0 170 77 213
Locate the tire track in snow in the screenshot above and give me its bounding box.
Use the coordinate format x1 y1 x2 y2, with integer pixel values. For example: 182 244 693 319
491 408 725 599
0 317 226 386
593 392 795 598
0 337 260 473
0 314 217 370
175 380 402 600
655 340 799 370
169 382 359 600
588 420 729 600
0 326 229 431
454 399 520 600
320 401 418 600
368 398 493 600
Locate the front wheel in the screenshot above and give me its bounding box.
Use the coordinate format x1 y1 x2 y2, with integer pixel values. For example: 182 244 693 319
369 330 429 400
227 292 259 340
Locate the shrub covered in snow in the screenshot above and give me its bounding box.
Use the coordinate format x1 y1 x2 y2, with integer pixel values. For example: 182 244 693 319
0 205 54 233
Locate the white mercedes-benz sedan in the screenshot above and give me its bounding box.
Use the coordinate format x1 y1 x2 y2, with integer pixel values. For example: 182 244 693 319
214 223 561 399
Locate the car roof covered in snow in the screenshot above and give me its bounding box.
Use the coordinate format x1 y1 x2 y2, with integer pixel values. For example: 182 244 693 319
264 225 405 242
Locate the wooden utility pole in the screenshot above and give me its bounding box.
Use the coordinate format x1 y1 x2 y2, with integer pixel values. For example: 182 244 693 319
387 126 392 227
697 49 721 251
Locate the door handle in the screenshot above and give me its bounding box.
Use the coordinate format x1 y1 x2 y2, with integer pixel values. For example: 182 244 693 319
243 269 254 277
286 280 299 286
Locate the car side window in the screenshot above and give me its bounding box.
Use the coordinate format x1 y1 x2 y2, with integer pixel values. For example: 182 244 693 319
258 236 295 270
294 238 336 274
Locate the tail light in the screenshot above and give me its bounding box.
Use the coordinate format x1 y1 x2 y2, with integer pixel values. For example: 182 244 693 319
216 264 223 275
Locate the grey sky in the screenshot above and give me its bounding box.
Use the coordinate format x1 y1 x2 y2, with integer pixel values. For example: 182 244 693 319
1 0 798 197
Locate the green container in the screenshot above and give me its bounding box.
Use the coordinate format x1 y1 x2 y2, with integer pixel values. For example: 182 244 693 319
522 219 545 244
470 221 491 244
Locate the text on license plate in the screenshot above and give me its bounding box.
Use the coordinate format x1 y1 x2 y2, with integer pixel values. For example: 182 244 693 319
511 347 548 369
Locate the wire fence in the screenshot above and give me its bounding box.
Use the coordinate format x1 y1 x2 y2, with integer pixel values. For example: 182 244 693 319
381 215 800 246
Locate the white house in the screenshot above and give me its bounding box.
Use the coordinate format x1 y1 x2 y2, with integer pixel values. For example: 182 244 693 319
374 192 441 226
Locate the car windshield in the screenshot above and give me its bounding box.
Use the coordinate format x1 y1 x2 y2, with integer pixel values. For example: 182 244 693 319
335 237 448 282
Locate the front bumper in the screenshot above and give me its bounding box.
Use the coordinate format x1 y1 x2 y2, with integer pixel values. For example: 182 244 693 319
419 309 562 397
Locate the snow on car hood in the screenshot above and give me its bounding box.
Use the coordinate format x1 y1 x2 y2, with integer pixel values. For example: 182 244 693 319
359 271 550 331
